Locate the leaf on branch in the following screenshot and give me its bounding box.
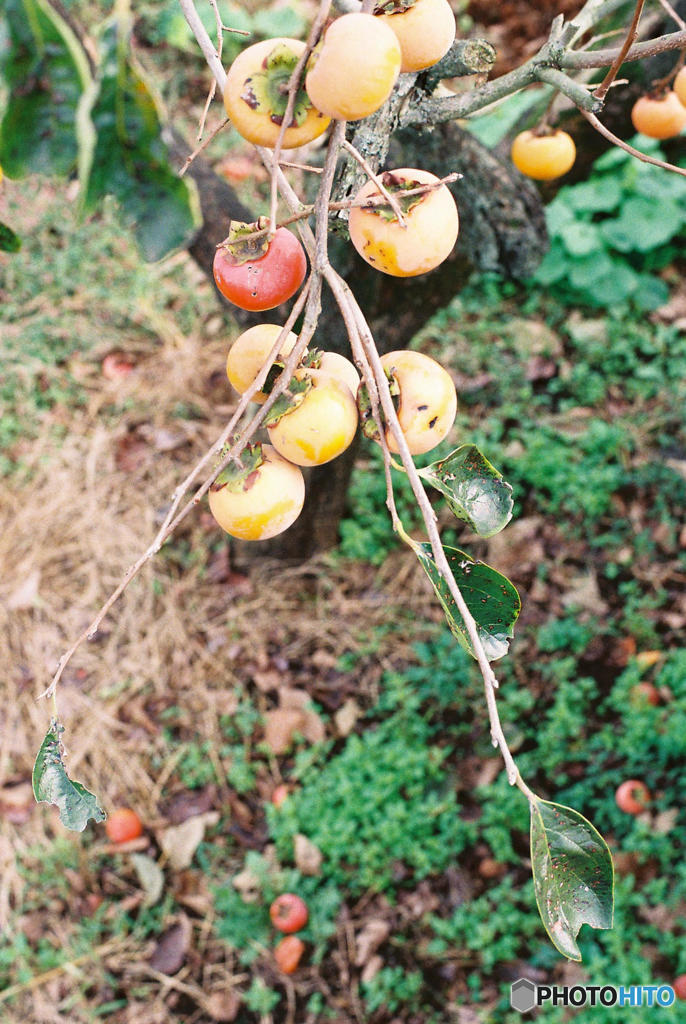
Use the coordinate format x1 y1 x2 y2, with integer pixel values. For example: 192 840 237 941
32 719 106 832
418 444 513 537
414 543 520 661
79 17 201 262
530 798 614 961
0 0 93 177
0 221 22 253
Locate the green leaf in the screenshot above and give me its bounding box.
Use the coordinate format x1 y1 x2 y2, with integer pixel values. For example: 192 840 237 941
564 177 622 214
80 17 201 262
0 220 22 252
32 719 106 832
0 0 93 177
532 240 568 286
558 221 604 258
415 543 521 661
418 444 513 537
632 273 670 311
530 798 614 961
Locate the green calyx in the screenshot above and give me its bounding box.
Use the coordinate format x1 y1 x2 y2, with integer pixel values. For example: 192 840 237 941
264 373 312 427
367 172 429 223
357 368 400 442
241 42 314 128
221 218 270 266
373 0 418 13
212 442 266 494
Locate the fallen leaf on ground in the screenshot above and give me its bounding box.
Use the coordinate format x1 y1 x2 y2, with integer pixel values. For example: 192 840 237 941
355 919 390 966
334 699 360 737
263 709 307 754
294 833 323 876
204 990 241 1022
7 570 41 611
131 853 165 906
149 915 192 974
159 812 220 870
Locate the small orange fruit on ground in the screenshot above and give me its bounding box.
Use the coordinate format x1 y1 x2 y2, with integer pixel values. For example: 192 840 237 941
631 91 686 139
271 784 290 808
511 129 576 181
305 13 401 121
269 893 309 933
378 349 457 455
274 935 306 973
105 808 144 843
226 324 298 404
615 779 651 815
674 975 686 1000
348 168 458 277
374 0 455 73
208 444 305 541
224 38 330 148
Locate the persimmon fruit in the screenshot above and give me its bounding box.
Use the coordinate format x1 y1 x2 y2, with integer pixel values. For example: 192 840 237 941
348 168 459 277
305 13 401 122
674 67 686 107
208 444 305 541
274 935 306 973
511 129 576 181
615 779 651 815
374 0 455 73
223 38 330 148
267 369 358 467
226 324 298 403
105 808 143 843
378 350 457 455
269 893 309 933
213 227 306 312
631 91 686 139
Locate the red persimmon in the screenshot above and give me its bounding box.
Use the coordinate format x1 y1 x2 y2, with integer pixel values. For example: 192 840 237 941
274 935 305 973
269 893 309 933
674 975 686 1000
105 808 144 843
213 228 307 312
615 780 651 815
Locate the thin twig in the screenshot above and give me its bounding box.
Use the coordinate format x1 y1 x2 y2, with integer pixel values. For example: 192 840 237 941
655 0 686 31
341 139 407 226
581 107 686 176
179 116 229 176
594 0 646 102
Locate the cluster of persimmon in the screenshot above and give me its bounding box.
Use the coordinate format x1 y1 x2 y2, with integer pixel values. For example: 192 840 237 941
209 326 457 541
511 67 686 183
209 4 460 542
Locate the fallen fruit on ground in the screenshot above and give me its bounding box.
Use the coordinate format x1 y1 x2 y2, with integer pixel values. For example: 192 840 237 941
105 808 144 843
510 129 576 180
274 935 306 973
208 444 305 541
267 369 359 467
269 893 309 933
374 0 455 73
223 38 330 148
226 324 299 403
630 92 686 139
377 349 457 455
305 13 401 121
348 168 459 277
615 779 651 815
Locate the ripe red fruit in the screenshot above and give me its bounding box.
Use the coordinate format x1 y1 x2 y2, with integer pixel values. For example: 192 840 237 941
673 975 686 999
105 808 144 843
274 935 305 973
213 227 307 312
615 780 651 815
630 682 661 706
271 784 290 808
269 893 309 933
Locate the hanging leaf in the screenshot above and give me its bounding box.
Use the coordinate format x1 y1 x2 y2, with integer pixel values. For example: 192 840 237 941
0 221 21 252
32 719 106 832
418 444 513 537
0 0 92 177
79 17 201 261
415 543 520 661
530 798 614 961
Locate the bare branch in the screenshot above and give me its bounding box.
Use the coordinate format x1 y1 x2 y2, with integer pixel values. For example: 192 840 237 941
594 0 646 102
